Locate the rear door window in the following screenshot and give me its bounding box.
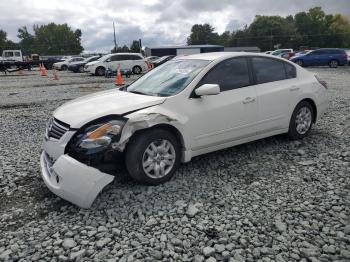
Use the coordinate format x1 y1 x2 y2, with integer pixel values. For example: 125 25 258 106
284 63 296 79
199 57 251 91
111 55 121 61
252 57 286 84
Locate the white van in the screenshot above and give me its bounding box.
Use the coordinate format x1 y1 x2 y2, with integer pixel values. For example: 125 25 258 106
2 50 23 62
84 53 149 76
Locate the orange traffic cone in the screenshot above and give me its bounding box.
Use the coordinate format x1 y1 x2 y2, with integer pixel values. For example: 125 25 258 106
53 69 59 80
40 63 47 76
115 65 124 86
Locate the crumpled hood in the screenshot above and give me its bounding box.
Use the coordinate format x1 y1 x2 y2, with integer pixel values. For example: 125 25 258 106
53 90 166 128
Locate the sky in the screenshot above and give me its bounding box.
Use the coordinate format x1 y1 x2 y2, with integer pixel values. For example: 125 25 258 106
0 0 349 53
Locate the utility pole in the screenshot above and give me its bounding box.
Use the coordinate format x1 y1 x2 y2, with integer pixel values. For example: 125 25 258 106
113 22 117 52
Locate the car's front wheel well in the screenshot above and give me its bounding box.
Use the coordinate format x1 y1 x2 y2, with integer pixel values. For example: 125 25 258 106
129 124 185 156
299 98 317 123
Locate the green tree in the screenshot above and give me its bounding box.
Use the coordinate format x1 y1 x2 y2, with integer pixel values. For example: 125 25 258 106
0 29 7 53
17 26 36 55
187 24 220 45
130 40 141 52
111 45 130 53
33 23 83 55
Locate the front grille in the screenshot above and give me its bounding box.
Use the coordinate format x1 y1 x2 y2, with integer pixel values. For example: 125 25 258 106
47 118 70 140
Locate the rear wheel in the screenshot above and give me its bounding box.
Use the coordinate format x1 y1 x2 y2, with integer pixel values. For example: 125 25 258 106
78 65 84 73
61 65 68 71
95 67 105 76
288 101 314 140
329 60 338 68
125 129 181 185
132 66 142 74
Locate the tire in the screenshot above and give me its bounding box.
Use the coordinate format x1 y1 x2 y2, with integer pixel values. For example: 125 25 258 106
329 60 338 68
61 65 68 71
132 66 142 74
95 67 105 76
125 129 181 185
78 65 84 73
295 60 303 67
288 101 314 140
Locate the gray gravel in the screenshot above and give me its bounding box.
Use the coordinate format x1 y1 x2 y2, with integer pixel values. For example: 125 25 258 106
0 68 349 261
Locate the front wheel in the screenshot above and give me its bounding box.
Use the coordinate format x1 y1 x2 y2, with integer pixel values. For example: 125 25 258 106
125 129 181 185
295 60 303 67
95 67 105 76
288 101 314 140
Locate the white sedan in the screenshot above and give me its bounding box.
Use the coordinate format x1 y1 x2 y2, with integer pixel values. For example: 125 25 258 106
41 52 328 208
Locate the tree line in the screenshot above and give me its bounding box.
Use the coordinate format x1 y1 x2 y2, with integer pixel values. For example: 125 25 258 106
187 7 350 51
0 23 83 55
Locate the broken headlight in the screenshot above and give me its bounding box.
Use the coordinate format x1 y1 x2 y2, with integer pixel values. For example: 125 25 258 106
69 118 127 154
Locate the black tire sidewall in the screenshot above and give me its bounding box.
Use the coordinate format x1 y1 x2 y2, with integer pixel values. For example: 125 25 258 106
133 66 142 74
329 60 338 68
125 129 181 185
288 101 314 140
78 66 84 73
61 65 67 71
296 60 303 67
96 67 105 76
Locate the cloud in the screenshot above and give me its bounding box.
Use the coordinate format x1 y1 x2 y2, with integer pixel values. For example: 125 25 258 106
0 0 349 52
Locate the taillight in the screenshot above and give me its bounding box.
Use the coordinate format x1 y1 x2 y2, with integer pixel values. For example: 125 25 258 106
315 75 327 89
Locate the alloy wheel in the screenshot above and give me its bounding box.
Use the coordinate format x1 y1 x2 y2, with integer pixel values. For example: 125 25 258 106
142 139 176 179
295 107 312 134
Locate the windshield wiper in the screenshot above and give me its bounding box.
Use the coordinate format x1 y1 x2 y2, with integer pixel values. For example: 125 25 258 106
119 84 129 91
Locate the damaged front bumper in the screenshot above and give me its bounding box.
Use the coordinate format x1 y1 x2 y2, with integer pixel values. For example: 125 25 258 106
40 151 114 208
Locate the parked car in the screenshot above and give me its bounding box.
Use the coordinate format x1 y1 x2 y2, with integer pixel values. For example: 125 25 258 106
84 53 148 76
146 56 160 62
345 49 350 65
53 57 85 70
41 52 328 208
290 48 348 68
68 56 100 73
270 49 293 57
152 55 175 68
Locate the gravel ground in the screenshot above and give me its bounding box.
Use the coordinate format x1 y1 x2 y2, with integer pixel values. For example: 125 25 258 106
0 68 349 262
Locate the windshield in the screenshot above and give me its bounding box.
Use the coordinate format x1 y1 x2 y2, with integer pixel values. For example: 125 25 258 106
97 55 110 62
85 56 97 62
127 59 210 97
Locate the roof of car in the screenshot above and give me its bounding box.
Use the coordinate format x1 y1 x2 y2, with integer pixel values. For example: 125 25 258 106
107 53 143 56
174 52 278 61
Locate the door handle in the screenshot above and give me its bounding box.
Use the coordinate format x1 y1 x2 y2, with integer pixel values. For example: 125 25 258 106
290 86 300 91
242 97 256 104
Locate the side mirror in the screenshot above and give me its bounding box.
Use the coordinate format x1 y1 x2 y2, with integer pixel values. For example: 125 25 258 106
195 84 220 97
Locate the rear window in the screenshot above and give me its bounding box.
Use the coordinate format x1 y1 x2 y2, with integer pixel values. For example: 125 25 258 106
252 57 286 84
